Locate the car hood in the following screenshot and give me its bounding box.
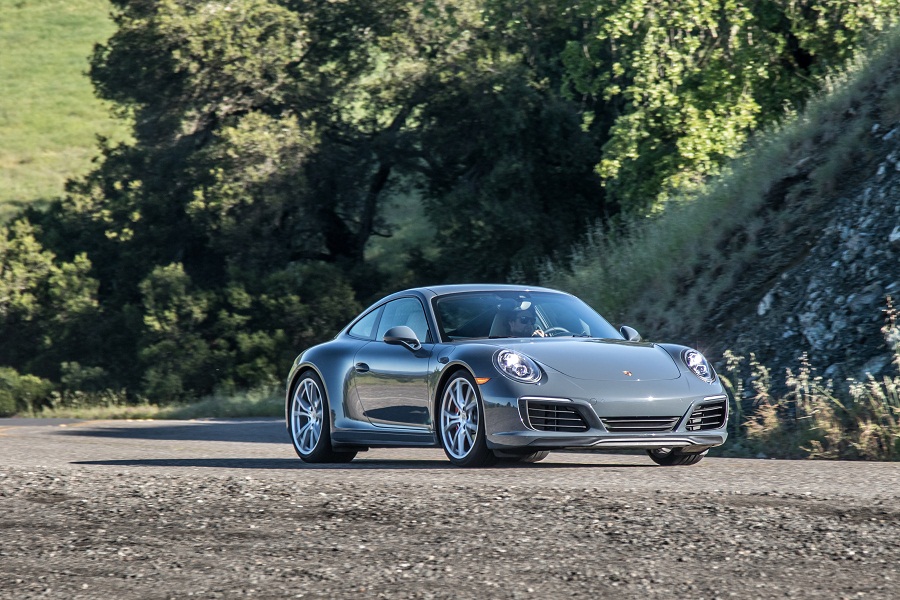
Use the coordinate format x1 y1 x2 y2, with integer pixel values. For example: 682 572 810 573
495 338 682 382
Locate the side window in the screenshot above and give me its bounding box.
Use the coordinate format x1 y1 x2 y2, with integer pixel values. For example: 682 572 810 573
376 298 430 343
348 307 382 340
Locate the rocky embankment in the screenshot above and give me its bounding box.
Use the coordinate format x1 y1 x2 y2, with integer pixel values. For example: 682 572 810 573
716 121 900 385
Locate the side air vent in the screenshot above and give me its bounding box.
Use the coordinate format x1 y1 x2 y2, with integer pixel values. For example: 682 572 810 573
686 399 728 431
599 416 679 433
525 401 589 432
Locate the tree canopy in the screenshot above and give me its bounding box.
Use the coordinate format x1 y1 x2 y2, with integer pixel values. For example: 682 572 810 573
1 0 896 406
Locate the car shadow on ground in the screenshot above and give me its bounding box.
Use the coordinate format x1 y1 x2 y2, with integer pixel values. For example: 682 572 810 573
71 458 655 470
54 419 284 444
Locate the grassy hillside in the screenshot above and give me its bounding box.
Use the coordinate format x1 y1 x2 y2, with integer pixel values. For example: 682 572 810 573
543 27 900 347
0 0 128 221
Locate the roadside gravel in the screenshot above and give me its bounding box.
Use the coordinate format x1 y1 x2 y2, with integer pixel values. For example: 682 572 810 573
2 420 898 599
2 465 898 599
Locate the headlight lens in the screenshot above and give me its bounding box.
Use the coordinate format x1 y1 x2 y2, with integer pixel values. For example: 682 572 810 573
683 349 715 383
495 350 542 383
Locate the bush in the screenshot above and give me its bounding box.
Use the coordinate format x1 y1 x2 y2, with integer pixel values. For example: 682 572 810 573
0 389 14 417
0 367 55 415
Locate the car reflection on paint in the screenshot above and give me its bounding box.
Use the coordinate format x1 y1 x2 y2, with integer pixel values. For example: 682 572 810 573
286 284 728 467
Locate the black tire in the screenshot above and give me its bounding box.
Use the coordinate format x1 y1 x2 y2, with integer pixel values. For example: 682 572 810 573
497 450 550 464
288 371 357 464
438 371 497 467
647 447 707 466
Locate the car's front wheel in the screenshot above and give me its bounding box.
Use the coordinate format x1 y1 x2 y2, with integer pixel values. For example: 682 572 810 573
438 372 497 467
288 372 356 464
497 450 550 463
647 447 707 466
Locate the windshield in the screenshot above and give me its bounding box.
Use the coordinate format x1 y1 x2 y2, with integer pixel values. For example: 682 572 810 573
432 291 621 341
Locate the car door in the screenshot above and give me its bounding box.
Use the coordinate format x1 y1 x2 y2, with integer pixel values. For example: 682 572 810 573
353 297 433 429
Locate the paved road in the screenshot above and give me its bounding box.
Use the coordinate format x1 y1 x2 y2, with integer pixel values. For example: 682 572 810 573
3 417 900 494
1 418 899 598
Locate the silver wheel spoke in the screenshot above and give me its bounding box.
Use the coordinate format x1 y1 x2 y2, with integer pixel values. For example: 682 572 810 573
455 427 466 456
444 413 463 426
451 382 464 411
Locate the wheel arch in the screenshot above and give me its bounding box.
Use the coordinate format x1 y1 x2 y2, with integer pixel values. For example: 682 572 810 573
432 363 475 414
285 363 328 427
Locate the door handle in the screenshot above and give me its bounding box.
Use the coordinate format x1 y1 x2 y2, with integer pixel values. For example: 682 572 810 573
354 362 370 373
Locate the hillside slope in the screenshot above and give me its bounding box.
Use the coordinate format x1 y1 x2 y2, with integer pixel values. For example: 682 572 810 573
0 0 125 219
713 118 899 383
546 30 900 385
704 42 900 384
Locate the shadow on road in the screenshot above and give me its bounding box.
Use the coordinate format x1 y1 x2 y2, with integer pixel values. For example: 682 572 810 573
71 457 654 470
55 419 283 444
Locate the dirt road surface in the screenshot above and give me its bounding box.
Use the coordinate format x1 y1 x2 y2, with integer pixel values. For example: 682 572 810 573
1 418 898 599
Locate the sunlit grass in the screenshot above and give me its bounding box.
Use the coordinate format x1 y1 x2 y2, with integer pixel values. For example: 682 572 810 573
0 0 129 219
27 386 284 420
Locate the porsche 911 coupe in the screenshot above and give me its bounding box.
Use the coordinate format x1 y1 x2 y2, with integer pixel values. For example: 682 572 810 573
285 284 728 467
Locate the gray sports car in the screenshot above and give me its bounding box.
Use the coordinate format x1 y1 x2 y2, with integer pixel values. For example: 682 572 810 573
286 284 728 467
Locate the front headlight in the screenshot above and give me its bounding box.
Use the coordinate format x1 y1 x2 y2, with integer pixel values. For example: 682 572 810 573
682 349 715 383
495 350 542 383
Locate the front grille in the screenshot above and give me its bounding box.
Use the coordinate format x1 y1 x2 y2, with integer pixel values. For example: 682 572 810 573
599 416 679 433
686 399 727 431
526 401 589 432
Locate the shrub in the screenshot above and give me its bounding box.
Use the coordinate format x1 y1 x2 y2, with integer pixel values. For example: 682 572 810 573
0 367 55 415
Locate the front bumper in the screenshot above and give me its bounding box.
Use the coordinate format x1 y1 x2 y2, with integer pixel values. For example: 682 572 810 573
480 376 729 452
488 429 726 453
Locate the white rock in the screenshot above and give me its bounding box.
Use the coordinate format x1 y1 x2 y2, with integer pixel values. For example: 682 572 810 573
757 290 775 316
889 226 900 248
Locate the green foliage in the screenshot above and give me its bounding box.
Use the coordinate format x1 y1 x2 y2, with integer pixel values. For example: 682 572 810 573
0 220 102 378
417 69 604 281
561 0 899 213
2 0 897 411
0 367 54 416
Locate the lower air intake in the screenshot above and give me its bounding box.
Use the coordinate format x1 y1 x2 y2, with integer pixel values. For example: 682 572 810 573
686 399 728 431
599 416 679 433
526 401 589 432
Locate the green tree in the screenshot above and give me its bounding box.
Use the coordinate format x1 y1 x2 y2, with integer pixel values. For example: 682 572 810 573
0 220 102 382
561 0 899 212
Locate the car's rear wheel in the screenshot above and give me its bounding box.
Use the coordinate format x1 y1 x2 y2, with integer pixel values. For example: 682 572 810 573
439 372 497 467
647 447 707 466
289 372 356 464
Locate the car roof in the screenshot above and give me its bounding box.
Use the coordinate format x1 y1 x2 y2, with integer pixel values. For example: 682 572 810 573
413 283 566 300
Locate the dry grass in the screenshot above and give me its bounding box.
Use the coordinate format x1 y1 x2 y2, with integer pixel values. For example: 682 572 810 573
27 385 283 420
720 298 900 460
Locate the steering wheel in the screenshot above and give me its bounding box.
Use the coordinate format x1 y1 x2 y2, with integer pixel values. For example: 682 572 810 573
540 327 571 337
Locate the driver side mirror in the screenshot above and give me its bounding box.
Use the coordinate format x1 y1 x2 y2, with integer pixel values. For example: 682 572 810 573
383 325 422 351
619 325 642 342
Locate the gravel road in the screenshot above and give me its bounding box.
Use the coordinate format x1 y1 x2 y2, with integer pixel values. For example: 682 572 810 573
1 418 898 599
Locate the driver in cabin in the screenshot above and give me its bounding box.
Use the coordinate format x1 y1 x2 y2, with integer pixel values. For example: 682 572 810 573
507 303 544 337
